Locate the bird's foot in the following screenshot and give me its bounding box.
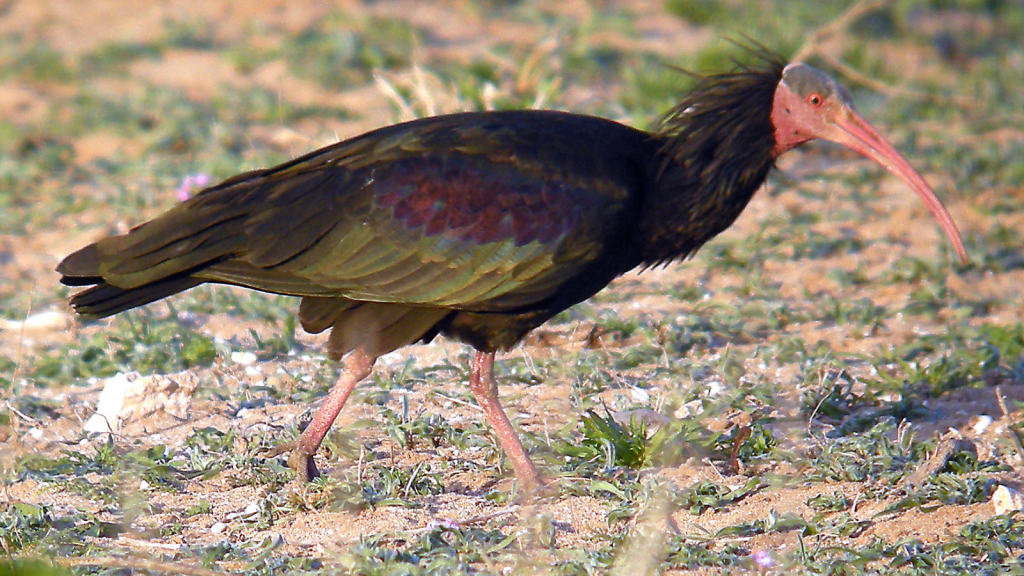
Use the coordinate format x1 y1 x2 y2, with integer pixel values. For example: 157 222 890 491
265 441 320 483
287 450 320 483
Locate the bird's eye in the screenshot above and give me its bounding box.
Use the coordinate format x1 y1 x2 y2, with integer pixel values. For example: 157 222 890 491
807 93 823 106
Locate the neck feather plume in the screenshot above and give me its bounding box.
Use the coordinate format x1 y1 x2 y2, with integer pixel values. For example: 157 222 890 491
639 52 784 265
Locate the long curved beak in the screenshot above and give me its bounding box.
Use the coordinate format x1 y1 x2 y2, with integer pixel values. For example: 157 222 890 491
827 108 968 264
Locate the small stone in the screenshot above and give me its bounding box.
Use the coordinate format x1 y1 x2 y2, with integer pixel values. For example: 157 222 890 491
139 479 151 491
970 415 993 435
231 351 258 366
84 372 132 433
0 311 71 332
674 400 704 419
630 386 651 403
242 503 260 518
210 522 227 534
993 485 1024 515
83 371 199 433
878 392 902 403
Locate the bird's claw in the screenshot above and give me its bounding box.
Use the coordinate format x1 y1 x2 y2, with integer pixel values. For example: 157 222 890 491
265 440 320 483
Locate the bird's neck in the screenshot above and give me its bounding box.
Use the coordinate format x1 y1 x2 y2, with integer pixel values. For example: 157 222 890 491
638 146 774 265
636 58 782 265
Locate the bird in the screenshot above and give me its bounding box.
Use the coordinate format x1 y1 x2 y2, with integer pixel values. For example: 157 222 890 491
57 51 967 493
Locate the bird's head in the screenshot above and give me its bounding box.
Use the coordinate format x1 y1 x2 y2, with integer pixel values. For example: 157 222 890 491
770 62 967 263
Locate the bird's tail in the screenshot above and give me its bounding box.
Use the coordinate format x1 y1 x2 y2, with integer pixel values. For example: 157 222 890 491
57 191 250 319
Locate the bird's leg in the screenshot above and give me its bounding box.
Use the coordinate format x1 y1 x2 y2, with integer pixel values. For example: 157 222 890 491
287 347 376 482
468 350 544 493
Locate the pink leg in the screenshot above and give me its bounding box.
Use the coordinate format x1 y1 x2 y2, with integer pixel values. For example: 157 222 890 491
468 350 544 492
287 347 376 482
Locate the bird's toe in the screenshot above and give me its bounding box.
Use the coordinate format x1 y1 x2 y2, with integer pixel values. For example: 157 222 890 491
287 450 320 483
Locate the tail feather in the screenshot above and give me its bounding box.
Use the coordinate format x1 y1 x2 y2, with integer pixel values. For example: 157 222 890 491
67 276 204 318
57 184 255 317
56 244 104 281
104 215 248 279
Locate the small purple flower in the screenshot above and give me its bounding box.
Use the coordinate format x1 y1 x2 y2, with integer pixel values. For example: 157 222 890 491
751 550 773 569
176 173 211 201
427 518 461 530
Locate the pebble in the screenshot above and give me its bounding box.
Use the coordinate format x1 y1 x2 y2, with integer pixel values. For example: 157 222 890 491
0 311 71 332
630 386 651 403
231 351 258 366
83 372 132 433
210 522 227 534
970 415 993 435
993 485 1024 515
674 400 704 419
226 502 261 521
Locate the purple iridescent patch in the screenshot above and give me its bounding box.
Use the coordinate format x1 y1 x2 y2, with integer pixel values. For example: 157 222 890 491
374 157 584 247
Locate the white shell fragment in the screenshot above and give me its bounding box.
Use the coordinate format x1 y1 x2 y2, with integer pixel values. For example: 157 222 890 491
992 485 1024 515
231 351 258 366
969 415 993 435
0 311 72 332
83 371 199 433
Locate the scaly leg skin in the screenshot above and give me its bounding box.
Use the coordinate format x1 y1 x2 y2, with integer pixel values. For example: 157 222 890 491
468 350 545 494
284 347 376 482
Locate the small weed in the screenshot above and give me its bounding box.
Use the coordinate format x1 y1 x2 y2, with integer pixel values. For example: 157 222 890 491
806 420 917 486
675 477 764 516
572 409 651 470
806 491 852 512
